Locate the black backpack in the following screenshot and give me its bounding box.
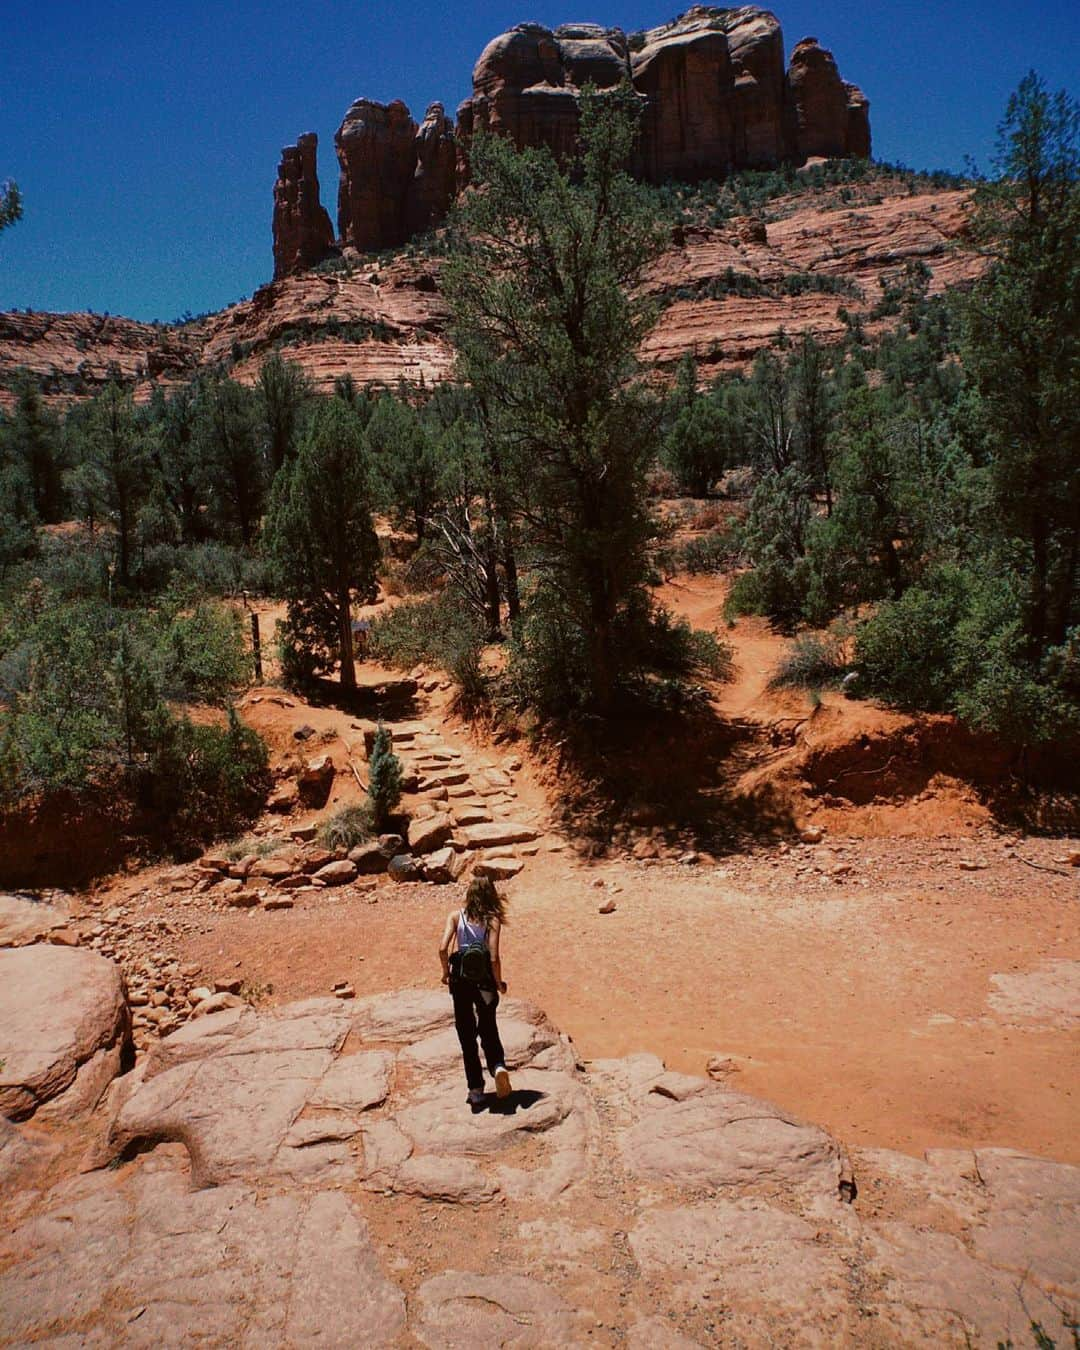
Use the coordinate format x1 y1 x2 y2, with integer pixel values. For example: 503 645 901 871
458 940 493 985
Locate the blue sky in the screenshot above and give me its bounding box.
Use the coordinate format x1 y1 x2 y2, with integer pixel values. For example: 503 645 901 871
2 1 1077 322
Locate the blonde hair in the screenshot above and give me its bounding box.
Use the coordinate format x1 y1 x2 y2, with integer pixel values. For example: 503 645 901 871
464 875 507 926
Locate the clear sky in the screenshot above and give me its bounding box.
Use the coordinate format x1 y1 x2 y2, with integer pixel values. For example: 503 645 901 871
2 1 1077 323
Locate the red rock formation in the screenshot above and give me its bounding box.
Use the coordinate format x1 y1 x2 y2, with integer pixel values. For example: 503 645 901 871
456 9 868 185
845 83 872 160
336 99 420 252
787 37 870 161
6 179 978 410
272 133 335 279
405 104 458 240
276 8 873 264
337 100 461 253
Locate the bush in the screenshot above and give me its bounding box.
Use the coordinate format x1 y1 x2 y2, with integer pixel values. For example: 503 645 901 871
770 632 848 690
367 723 403 829
723 468 813 629
319 801 374 851
855 566 1080 743
668 526 742 576
141 706 270 843
368 596 488 709
508 596 732 715
157 598 251 703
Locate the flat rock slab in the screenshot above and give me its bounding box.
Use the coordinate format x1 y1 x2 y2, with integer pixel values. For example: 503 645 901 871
0 1158 405 1347
414 1272 582 1348
620 1086 849 1203
96 1000 354 1185
988 959 1080 1028
399 1010 558 1076
631 1199 856 1339
460 822 539 849
0 946 129 1121
3 986 1078 1348
393 1068 578 1157
0 891 70 947
310 1049 395 1113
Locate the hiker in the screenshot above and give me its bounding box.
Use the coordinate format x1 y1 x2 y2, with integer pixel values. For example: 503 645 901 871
439 876 513 1107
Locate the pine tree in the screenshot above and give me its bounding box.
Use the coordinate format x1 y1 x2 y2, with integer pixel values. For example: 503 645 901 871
8 379 64 523
965 72 1080 658
364 390 440 544
197 378 265 545
78 381 151 588
443 84 669 713
258 354 311 476
265 399 379 694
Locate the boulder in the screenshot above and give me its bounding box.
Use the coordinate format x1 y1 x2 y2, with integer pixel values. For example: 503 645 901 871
408 812 453 855
314 859 358 887
0 946 130 1121
348 841 390 874
387 854 421 883
272 131 336 278
297 754 335 807
422 846 466 884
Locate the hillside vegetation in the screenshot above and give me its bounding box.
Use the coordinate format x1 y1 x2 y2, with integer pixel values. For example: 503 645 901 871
0 74 1076 857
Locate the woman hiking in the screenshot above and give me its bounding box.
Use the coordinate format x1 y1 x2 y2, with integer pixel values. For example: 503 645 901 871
439 876 513 1107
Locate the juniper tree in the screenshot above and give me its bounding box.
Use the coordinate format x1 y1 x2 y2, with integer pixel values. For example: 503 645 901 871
367 723 402 829
265 399 379 694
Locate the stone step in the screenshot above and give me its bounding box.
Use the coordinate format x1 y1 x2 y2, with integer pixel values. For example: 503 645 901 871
460 822 539 850
474 856 524 880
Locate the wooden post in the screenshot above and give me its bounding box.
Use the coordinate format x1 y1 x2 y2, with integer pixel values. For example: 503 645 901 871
250 611 263 682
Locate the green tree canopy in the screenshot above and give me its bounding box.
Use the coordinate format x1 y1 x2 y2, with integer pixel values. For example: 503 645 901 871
265 399 379 693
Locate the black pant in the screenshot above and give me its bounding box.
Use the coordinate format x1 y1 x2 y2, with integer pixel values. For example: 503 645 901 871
450 979 506 1092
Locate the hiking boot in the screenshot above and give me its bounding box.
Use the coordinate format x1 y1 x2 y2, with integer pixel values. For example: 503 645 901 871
494 1066 512 1099
467 1088 485 1107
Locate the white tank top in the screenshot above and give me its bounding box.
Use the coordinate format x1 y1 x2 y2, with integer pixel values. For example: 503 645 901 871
457 910 488 949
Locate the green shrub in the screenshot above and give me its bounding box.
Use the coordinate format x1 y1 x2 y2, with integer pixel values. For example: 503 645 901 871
319 801 374 851
157 598 251 703
854 567 969 711
854 566 1080 743
770 632 848 690
367 723 402 829
142 706 269 843
672 526 742 576
368 596 487 707
722 468 813 629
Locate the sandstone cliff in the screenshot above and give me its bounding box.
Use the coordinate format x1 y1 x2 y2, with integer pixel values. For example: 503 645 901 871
3 175 977 411
271 6 872 259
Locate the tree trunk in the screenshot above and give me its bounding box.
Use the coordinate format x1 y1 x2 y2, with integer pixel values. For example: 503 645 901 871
503 530 521 624
338 590 356 693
